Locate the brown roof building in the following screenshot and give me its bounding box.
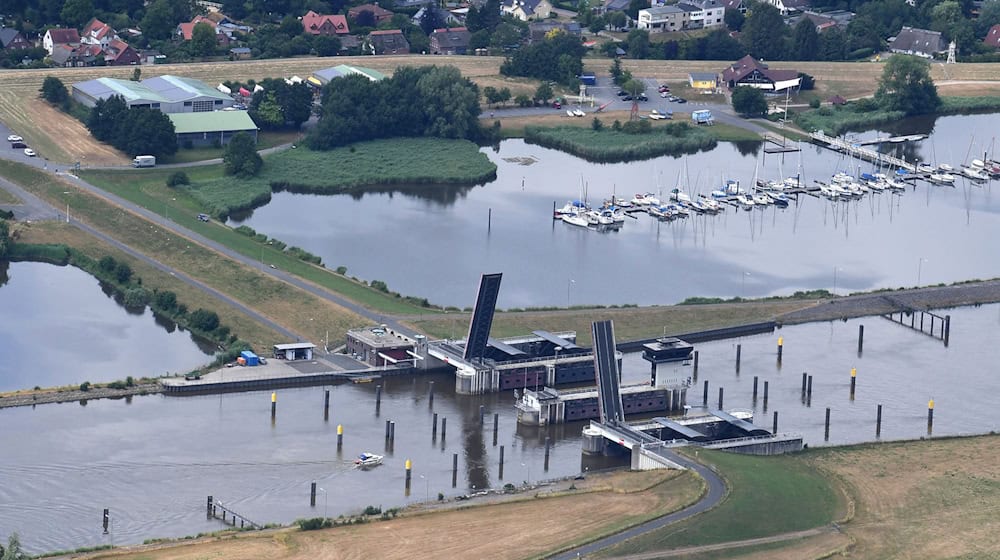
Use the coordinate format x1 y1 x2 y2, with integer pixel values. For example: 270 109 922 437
722 54 801 92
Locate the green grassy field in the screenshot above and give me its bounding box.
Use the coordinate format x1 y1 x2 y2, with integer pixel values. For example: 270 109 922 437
524 123 717 163
598 449 841 556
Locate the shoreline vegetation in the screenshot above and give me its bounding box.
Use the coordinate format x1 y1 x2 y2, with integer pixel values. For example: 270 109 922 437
794 95 1000 136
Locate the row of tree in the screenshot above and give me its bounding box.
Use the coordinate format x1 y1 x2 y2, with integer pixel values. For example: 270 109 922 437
500 31 586 87
307 65 482 150
86 95 178 158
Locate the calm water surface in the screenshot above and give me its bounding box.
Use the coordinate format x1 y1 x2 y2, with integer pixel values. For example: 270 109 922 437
2 303 999 553
230 113 1000 308
0 262 215 391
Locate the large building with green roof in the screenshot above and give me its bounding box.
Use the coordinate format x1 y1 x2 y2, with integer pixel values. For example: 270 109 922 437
168 110 258 147
71 75 234 113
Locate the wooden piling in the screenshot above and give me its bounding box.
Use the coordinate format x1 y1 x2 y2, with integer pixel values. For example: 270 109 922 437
544 436 551 471
499 445 505 479
876 403 882 438
824 407 831 441
928 399 935 434
310 482 317 507
857 325 864 353
452 453 458 487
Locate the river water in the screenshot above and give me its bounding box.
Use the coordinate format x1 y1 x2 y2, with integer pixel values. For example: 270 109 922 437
0 262 215 391
229 113 1000 309
5 113 1000 553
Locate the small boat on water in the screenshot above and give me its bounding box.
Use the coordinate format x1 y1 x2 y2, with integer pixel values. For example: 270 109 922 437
355 453 384 469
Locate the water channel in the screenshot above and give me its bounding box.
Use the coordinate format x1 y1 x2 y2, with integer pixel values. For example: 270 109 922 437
230 113 1000 309
2 303 999 553
0 262 215 392
5 113 1000 553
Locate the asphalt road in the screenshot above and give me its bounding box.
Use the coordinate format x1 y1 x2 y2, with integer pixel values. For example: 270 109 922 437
549 450 727 559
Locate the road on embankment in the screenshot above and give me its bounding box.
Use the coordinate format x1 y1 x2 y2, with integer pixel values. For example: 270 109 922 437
548 450 727 559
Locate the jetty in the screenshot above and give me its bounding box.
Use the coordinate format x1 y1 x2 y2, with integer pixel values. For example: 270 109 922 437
810 131 916 172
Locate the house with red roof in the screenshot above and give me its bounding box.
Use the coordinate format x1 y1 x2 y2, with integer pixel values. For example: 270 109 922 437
302 11 351 35
984 24 1000 49
104 38 140 65
81 18 118 48
43 28 81 55
722 54 801 92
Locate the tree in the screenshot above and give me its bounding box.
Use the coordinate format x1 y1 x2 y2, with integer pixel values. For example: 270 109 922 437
60 0 94 27
189 308 220 332
40 76 68 104
791 18 819 61
627 29 650 59
140 0 175 41
534 82 553 103
223 132 263 177
190 22 218 57
875 54 941 115
725 9 745 31
731 85 768 117
742 3 786 60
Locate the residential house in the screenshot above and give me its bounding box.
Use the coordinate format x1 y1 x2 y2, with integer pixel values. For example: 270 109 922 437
0 28 32 51
367 29 410 54
888 26 947 58
528 21 582 43
764 0 809 15
301 10 351 35
429 27 471 54
104 38 140 65
689 72 718 89
501 0 553 21
81 18 117 48
721 54 801 92
684 0 726 29
985 24 1000 49
638 6 689 31
723 0 747 14
43 28 81 55
229 46 252 59
348 4 395 25
50 43 102 67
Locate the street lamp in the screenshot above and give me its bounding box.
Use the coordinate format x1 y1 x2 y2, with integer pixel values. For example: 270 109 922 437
917 257 929 286
317 486 328 518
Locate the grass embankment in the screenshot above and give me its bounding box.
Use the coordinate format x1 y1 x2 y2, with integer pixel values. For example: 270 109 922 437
405 299 818 345
598 449 842 557
81 470 703 560
0 159 373 349
86 137 496 219
524 122 717 163
795 95 1000 136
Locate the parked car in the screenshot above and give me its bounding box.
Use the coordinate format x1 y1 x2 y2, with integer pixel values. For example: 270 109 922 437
23 148 36 157
7 134 23 143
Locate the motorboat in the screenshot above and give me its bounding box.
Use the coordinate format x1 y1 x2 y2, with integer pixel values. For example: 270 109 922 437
561 212 589 227
928 172 955 184
961 166 988 181
355 453 384 469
